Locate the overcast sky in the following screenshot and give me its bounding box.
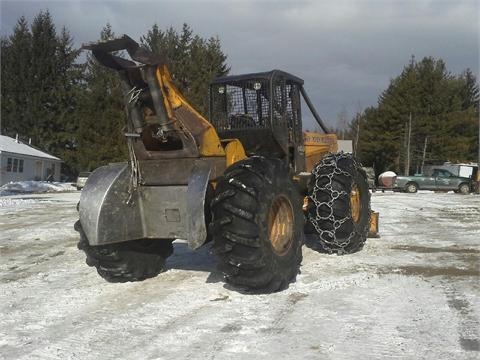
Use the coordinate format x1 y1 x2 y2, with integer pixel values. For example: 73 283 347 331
1 0 479 129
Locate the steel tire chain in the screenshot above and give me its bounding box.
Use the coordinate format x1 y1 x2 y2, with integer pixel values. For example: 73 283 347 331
308 152 361 252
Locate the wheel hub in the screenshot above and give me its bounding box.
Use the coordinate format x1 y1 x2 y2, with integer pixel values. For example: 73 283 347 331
268 195 294 256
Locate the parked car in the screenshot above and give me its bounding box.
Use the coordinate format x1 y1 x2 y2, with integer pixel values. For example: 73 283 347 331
393 168 472 194
76 172 91 190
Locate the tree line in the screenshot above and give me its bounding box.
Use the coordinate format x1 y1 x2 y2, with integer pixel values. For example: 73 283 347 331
1 11 478 180
348 56 479 176
1 11 229 178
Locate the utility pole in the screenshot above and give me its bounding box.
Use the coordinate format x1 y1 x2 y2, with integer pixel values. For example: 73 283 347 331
354 113 360 156
403 122 407 172
404 112 412 175
477 111 480 194
421 136 428 174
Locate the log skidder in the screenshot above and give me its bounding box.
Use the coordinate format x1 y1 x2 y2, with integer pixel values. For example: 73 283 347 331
77 35 374 293
307 152 371 254
211 157 303 293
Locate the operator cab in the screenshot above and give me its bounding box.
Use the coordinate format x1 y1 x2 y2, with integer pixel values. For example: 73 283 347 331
209 70 305 170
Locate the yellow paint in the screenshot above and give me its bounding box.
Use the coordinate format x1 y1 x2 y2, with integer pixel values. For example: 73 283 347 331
222 139 247 167
368 211 379 238
303 131 338 172
350 185 360 223
302 196 309 211
200 127 226 156
154 65 225 157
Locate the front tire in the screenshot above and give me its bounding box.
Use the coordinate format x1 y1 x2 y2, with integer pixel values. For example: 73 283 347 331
75 221 173 282
307 152 370 254
211 157 303 293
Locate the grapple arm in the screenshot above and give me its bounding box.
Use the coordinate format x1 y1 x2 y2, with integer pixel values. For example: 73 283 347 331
79 35 233 250
82 34 166 69
81 34 225 159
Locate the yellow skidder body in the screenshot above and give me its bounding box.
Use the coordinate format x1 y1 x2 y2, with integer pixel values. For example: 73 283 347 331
155 65 225 157
303 132 338 172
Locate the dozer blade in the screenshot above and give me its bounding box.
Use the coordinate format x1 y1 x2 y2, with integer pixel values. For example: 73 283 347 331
79 161 211 249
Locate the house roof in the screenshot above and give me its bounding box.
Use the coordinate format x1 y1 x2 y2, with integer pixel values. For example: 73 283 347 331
0 135 61 161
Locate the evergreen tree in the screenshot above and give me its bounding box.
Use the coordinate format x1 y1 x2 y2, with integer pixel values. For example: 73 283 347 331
29 10 59 148
1 12 81 176
2 17 231 176
140 23 230 115
353 56 478 176
459 68 480 111
53 27 83 177
1 16 32 136
75 24 128 172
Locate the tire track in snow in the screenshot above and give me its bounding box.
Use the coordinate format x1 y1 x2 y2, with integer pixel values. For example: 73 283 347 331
444 284 480 352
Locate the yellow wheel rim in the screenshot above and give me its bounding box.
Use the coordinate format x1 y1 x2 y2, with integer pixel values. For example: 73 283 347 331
350 184 361 223
268 195 294 256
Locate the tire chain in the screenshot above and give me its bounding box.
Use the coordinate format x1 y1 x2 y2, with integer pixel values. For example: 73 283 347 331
307 152 362 252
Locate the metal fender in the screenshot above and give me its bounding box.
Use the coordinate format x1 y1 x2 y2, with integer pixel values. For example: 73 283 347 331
79 161 210 249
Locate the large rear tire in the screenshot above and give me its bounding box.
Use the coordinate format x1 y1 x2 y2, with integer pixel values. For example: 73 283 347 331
307 152 370 254
211 157 303 293
75 221 173 283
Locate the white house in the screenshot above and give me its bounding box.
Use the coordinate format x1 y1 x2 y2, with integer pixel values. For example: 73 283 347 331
0 135 62 186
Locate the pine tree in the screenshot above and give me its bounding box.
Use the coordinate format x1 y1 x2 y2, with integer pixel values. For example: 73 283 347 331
140 23 230 115
29 10 59 148
1 16 32 137
1 12 80 158
52 27 83 177
353 56 479 175
75 24 128 172
2 17 232 175
459 68 480 111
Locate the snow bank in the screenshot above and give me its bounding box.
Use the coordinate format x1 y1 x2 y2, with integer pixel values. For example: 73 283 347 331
0 197 39 207
0 181 76 196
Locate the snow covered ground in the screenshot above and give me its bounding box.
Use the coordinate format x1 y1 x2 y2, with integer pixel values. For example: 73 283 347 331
0 190 479 359
0 181 76 197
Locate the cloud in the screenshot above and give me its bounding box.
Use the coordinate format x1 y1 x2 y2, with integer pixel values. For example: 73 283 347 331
1 0 478 128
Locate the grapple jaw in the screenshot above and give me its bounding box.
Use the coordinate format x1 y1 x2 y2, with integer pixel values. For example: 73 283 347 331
82 34 166 70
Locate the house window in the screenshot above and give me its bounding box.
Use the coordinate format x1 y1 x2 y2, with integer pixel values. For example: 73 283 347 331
6 157 24 173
